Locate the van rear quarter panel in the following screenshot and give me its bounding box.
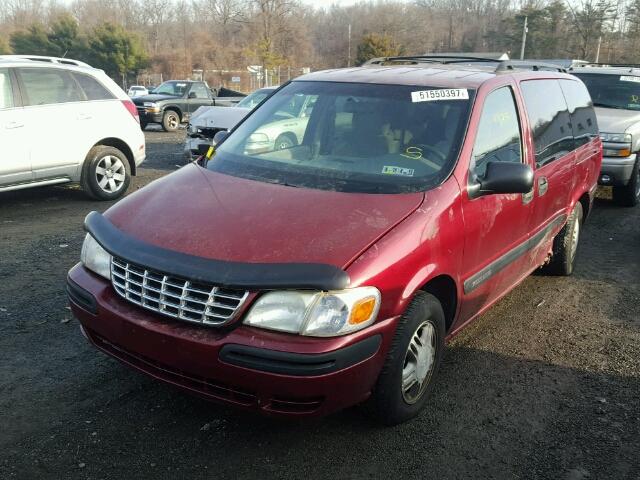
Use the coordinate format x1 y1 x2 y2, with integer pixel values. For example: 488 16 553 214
346 179 465 322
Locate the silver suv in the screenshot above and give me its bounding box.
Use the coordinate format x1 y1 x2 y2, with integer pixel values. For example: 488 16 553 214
571 64 640 206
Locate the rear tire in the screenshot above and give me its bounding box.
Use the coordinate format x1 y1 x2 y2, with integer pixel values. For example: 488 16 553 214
140 120 148 131
368 292 445 426
540 202 583 276
162 110 180 132
612 159 640 207
81 146 131 201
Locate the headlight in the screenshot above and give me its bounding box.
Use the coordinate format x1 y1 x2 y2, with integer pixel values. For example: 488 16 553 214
247 132 270 144
243 287 381 337
143 102 160 113
80 234 111 280
600 132 632 143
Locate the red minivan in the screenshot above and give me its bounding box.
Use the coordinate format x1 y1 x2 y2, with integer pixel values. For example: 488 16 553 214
68 57 602 424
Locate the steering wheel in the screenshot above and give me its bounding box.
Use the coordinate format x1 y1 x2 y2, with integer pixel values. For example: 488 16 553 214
409 144 448 168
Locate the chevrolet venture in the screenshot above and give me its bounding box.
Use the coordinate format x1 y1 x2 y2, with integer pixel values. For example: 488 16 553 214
68 57 602 424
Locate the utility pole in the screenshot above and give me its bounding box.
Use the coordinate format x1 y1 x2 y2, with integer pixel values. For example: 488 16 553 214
347 24 352 67
519 15 528 60
595 35 602 63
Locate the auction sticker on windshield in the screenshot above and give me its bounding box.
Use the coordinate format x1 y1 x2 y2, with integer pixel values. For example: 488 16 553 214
620 76 640 83
411 89 469 103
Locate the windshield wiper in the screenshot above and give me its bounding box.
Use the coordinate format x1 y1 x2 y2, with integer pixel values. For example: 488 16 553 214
593 102 626 110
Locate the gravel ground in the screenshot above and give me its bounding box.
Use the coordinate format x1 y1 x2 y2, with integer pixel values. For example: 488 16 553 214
1 130 639 480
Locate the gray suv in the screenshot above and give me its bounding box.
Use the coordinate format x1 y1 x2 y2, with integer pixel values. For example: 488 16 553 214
571 65 640 206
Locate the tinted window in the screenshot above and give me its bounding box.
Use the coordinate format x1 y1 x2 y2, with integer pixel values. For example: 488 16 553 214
207 81 474 194
472 87 522 177
189 83 210 99
0 69 13 109
573 72 640 111
19 68 82 106
521 80 573 167
73 73 115 101
559 79 598 147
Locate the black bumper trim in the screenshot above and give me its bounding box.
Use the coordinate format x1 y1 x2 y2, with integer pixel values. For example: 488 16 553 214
84 211 350 290
67 276 98 314
219 335 382 376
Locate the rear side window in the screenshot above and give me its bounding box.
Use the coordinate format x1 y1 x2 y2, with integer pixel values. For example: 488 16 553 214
520 80 574 167
472 87 522 178
0 69 13 109
73 73 115 101
559 79 598 147
19 68 83 106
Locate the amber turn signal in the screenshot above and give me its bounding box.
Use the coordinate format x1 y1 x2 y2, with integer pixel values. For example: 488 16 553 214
349 297 377 325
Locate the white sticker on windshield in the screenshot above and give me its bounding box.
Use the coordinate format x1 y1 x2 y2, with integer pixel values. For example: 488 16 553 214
411 89 469 103
382 166 414 177
177 83 187 86
620 75 640 83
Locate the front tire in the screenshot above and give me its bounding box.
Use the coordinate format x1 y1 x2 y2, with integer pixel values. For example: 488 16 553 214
81 146 131 201
369 292 445 425
162 110 180 132
612 159 640 207
540 201 583 276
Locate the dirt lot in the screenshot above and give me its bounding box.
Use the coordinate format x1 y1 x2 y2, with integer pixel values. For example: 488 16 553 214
1 131 639 480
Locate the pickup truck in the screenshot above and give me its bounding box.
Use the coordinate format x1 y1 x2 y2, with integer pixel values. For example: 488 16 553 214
133 80 246 131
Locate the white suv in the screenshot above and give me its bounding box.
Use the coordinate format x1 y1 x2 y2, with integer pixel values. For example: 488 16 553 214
0 56 145 200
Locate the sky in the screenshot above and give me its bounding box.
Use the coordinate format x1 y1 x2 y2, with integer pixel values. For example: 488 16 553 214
53 0 393 8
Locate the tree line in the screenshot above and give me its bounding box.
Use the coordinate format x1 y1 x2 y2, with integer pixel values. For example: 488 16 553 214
1 0 639 86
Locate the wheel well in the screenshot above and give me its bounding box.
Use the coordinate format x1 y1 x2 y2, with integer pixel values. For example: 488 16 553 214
420 275 458 332
164 106 182 120
276 132 297 144
578 192 590 222
94 138 136 175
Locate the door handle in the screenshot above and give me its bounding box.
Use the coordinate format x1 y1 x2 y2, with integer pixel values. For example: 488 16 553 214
538 176 549 196
5 121 24 129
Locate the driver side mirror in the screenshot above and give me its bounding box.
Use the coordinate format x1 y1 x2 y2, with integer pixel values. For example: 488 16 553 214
469 161 534 198
213 130 229 145
188 92 197 99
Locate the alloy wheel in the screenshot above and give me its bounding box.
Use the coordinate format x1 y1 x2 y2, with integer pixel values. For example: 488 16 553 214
401 320 437 404
95 156 126 193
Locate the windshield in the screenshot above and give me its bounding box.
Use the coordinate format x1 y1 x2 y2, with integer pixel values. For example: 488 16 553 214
236 89 273 109
573 73 640 111
153 81 189 96
206 81 474 194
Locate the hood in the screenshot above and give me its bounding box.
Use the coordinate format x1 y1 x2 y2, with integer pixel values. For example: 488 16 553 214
191 106 250 129
105 165 424 268
132 93 181 105
594 107 640 133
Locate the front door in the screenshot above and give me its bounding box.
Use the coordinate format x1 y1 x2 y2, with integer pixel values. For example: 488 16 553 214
0 68 30 187
459 85 535 321
187 83 213 116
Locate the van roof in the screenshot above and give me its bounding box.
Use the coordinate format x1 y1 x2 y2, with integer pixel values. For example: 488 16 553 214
297 63 569 89
570 65 640 76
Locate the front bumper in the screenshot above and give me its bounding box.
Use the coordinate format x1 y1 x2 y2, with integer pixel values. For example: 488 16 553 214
599 154 637 186
184 136 213 162
67 264 397 417
137 110 164 124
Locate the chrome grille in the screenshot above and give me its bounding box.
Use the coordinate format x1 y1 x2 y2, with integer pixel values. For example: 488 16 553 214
110 257 249 326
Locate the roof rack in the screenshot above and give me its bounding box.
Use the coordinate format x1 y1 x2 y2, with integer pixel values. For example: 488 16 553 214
364 55 566 73
570 62 640 70
0 55 91 68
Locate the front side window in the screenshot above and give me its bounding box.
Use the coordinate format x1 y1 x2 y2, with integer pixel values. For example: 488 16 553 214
73 73 115 101
189 83 210 99
206 81 475 194
19 68 82 106
573 72 640 111
153 81 189 96
521 79 573 167
559 79 598 147
471 87 522 178
0 69 13 109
